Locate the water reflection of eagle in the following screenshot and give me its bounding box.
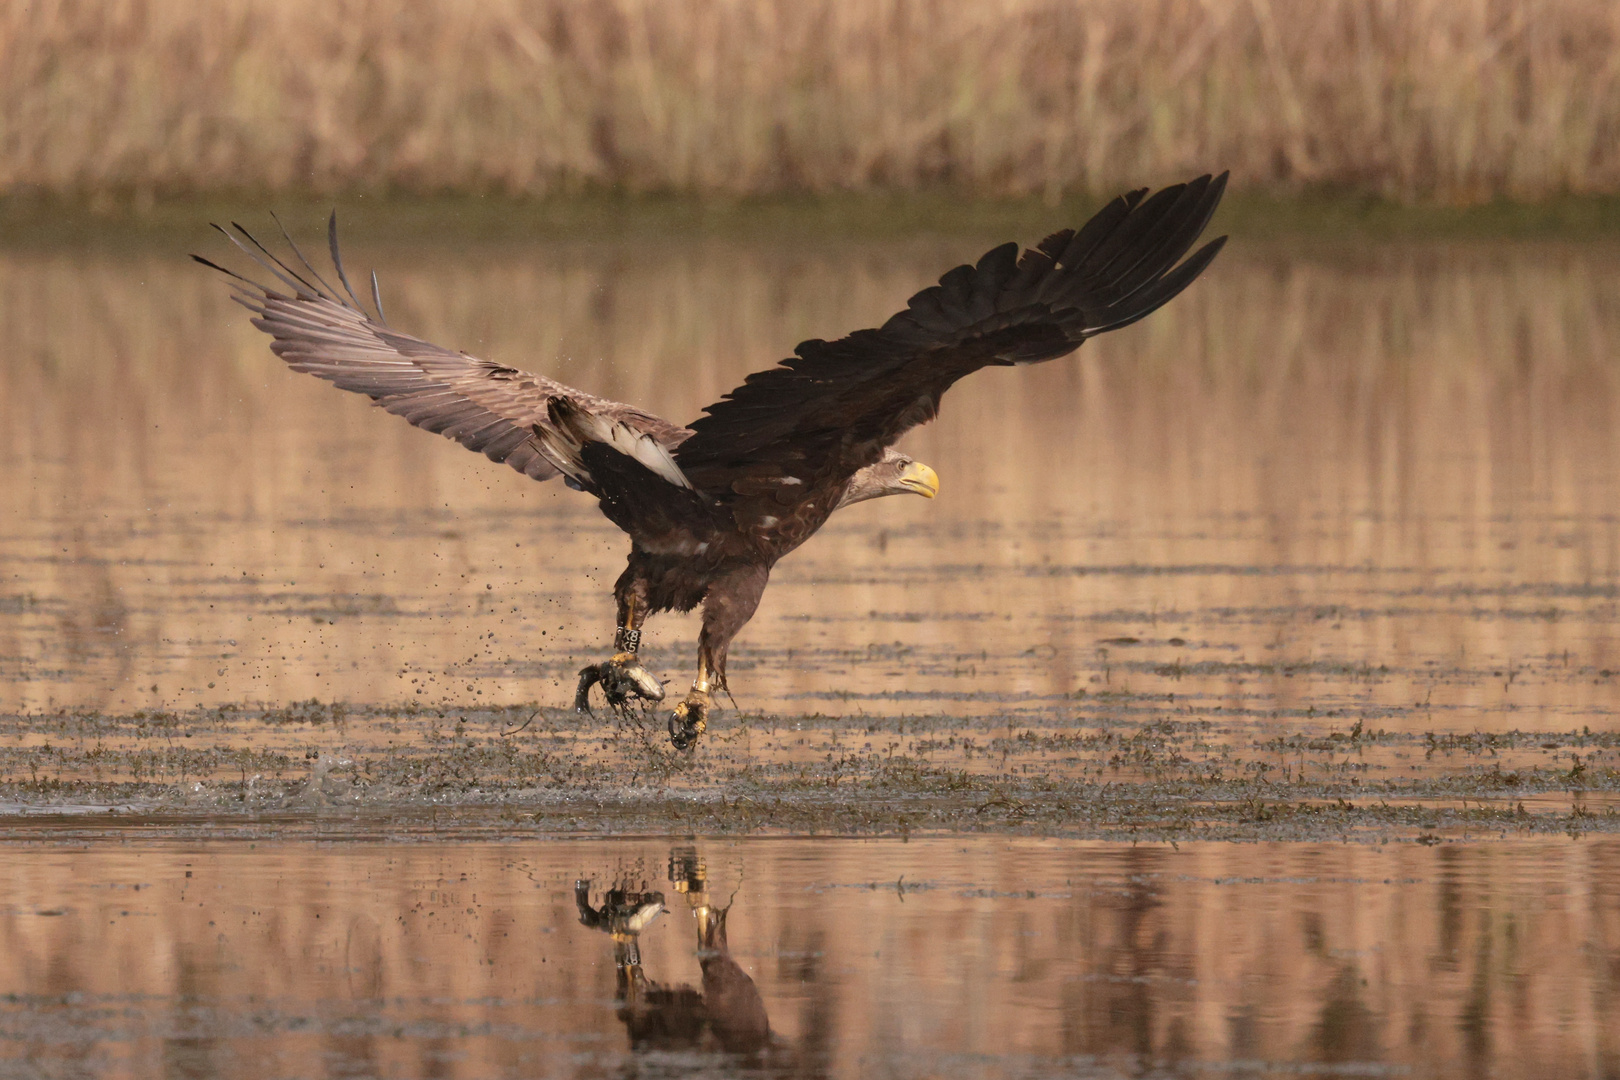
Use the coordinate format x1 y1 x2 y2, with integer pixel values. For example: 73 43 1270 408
576 849 774 1059
199 176 1225 749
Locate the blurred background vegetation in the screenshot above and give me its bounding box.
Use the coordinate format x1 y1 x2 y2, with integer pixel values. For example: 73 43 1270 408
1 0 1618 232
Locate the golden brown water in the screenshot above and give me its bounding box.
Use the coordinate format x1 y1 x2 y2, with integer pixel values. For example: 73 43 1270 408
0 837 1614 1079
6 236 1620 728
3 231 1620 1076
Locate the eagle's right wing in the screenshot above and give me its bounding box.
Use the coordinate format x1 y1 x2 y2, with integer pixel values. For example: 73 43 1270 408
674 175 1227 505
195 216 685 483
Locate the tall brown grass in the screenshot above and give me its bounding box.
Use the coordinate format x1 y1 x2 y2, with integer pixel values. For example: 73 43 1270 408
3 0 1619 203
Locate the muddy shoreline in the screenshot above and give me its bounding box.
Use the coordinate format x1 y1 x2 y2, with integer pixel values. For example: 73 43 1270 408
0 702 1612 844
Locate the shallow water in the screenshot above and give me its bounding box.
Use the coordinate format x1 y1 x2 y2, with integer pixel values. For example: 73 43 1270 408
3 235 1620 810
0 835 1614 1079
3 228 1620 1075
4 234 1620 730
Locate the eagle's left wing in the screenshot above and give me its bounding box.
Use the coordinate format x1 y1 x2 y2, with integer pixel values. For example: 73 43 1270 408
674 174 1227 502
195 216 686 484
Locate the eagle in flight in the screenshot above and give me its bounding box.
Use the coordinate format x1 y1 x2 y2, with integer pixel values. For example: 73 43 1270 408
198 174 1227 749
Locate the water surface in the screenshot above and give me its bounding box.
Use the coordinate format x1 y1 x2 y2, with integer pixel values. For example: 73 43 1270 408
3 229 1620 1076
5 235 1620 732
0 836 1614 1079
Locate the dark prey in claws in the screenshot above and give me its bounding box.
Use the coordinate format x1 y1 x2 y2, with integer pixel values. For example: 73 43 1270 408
197 175 1228 749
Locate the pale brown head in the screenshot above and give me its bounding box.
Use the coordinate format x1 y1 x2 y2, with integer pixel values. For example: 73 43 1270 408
835 447 940 510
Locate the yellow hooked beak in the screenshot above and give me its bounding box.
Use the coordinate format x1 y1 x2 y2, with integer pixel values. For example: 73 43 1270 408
898 460 939 499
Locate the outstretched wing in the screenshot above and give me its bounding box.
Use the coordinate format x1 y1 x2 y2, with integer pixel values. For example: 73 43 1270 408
674 174 1228 500
194 215 686 483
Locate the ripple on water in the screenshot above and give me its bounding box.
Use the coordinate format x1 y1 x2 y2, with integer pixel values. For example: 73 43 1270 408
0 837 1610 1078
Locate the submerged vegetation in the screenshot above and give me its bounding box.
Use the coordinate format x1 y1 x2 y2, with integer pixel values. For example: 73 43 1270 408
2 0 1619 207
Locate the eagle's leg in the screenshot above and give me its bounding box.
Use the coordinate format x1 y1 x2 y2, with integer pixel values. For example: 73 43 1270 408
669 566 767 749
668 655 714 751
575 586 665 715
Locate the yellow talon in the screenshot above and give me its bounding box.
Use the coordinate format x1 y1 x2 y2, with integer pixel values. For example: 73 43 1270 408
669 693 709 749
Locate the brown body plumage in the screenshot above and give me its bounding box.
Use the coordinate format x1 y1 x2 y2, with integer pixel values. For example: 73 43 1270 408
198 174 1227 748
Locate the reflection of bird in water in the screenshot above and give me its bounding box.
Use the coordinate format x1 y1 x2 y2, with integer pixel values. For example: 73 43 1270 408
575 848 776 1061
198 176 1225 749
573 879 707 1049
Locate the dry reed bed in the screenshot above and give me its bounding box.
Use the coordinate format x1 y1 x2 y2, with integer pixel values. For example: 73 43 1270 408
2 1 1619 205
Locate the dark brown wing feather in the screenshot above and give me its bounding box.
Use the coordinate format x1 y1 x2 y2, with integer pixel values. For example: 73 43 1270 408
675 174 1228 499
575 437 721 550
194 216 687 483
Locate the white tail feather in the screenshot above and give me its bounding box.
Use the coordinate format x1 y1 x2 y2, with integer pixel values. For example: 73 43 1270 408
597 417 693 490
532 404 693 491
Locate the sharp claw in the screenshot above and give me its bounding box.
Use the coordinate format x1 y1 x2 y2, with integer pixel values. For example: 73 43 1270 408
574 664 601 714
668 694 709 750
